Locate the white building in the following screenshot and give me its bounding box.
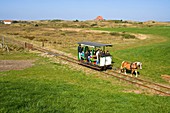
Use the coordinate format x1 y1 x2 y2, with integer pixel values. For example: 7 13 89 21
4 20 12 24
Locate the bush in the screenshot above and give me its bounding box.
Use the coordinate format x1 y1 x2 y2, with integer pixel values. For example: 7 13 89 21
110 32 120 36
62 23 69 27
61 32 66 36
7 32 19 35
138 22 143 24
91 24 98 27
73 20 79 22
22 35 35 40
122 34 136 39
50 19 63 22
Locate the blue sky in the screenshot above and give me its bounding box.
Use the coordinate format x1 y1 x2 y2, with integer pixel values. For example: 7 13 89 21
0 0 170 21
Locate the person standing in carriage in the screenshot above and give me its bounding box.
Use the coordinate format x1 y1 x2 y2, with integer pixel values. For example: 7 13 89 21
78 44 82 60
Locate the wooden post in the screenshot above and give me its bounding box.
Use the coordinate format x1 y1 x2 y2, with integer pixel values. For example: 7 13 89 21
103 46 105 52
42 40 44 47
2 37 4 47
0 43 2 48
5 45 9 52
25 42 27 49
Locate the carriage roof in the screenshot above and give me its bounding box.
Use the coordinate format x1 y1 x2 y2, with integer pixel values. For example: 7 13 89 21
77 42 112 47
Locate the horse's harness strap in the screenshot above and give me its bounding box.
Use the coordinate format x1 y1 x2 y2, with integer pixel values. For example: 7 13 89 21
130 63 137 69
130 63 133 69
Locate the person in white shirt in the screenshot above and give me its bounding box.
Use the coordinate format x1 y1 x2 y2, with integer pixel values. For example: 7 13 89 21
96 49 100 64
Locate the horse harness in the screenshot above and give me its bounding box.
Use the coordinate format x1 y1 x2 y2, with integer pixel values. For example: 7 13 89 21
130 62 137 69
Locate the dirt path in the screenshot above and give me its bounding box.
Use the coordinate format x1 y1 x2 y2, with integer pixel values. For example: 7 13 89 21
0 60 35 72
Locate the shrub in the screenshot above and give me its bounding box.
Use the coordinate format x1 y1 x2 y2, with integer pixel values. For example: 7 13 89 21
60 32 66 36
50 19 63 22
22 35 35 40
7 32 19 35
73 20 79 22
62 23 69 27
91 24 98 27
138 22 143 24
110 32 120 36
122 34 136 39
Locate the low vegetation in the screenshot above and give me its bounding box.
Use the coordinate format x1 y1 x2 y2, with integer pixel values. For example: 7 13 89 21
110 32 136 39
1 21 169 82
0 20 170 112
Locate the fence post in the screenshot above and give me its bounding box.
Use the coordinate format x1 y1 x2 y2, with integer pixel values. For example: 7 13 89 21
2 37 4 47
0 43 2 48
25 42 27 49
42 40 44 47
5 45 9 52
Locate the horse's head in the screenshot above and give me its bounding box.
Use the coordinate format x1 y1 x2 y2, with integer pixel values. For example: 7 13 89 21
135 62 142 69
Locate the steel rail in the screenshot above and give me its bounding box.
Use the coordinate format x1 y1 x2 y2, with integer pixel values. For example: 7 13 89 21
104 71 170 96
109 70 170 90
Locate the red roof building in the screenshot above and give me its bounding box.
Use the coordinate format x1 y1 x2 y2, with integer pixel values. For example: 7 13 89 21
3 20 12 24
95 16 104 21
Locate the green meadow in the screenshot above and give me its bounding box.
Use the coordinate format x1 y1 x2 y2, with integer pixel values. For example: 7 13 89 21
93 26 170 82
0 52 170 113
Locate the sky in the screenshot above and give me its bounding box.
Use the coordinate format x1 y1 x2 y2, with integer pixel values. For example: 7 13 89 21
0 0 170 21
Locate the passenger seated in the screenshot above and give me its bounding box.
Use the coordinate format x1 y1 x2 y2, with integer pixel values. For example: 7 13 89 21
85 50 89 62
88 50 91 62
105 50 110 56
101 51 105 57
90 50 93 57
81 51 84 60
78 44 82 60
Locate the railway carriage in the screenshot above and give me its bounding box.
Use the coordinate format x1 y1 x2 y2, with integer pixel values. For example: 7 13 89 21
77 42 113 70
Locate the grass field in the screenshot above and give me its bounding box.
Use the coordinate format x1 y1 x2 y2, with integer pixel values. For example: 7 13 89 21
0 21 170 112
92 26 170 82
0 51 170 113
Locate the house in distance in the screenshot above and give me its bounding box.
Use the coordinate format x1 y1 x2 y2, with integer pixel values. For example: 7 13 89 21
95 16 105 21
3 20 12 24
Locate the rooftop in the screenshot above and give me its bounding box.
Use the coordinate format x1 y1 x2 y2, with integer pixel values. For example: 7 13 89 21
77 41 112 47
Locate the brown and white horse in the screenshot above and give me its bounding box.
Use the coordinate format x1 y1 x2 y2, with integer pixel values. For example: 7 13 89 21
120 61 142 77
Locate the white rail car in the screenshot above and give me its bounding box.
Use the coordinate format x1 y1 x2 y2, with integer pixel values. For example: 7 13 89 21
77 42 113 70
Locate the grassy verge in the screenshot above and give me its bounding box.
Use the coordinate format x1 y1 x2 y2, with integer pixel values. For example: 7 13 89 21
0 51 170 113
92 26 170 82
0 51 37 60
92 26 170 37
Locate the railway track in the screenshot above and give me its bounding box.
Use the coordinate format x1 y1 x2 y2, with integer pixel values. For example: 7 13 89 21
4 37 170 96
33 45 170 96
104 71 170 96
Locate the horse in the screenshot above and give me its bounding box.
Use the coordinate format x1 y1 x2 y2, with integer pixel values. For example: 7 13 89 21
120 61 142 77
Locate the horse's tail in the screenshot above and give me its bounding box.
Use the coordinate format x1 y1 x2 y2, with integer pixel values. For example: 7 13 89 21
120 61 125 70
119 61 125 73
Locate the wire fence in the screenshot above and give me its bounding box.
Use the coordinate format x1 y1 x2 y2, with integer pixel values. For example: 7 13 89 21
0 36 34 51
